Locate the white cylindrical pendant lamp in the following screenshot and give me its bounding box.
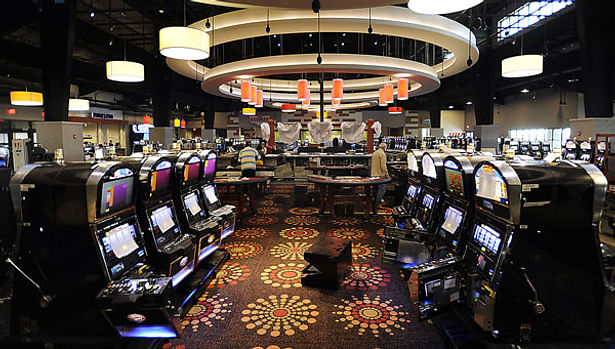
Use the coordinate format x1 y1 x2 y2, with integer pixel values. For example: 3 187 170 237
159 26 210 61
106 61 145 82
501 55 543 78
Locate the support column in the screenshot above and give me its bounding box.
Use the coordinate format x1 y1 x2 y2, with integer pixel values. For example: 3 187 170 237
366 119 375 154
429 90 442 128
576 0 615 118
149 58 174 127
267 119 276 147
473 48 494 125
40 0 76 122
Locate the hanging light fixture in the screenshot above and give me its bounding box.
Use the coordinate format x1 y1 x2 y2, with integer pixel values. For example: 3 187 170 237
384 84 394 104
180 120 186 128
281 104 296 113
501 55 543 78
407 0 484 15
388 106 403 115
241 81 251 102
144 115 152 125
242 107 256 116
331 78 343 101
297 79 309 101
378 89 387 106
255 90 264 108
10 91 43 106
397 78 409 100
106 61 145 82
159 0 210 60
331 99 341 107
174 118 181 127
249 86 258 105
302 90 311 107
68 98 90 111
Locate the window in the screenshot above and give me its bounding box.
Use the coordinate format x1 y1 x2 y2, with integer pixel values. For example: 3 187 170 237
508 127 571 150
497 1 575 41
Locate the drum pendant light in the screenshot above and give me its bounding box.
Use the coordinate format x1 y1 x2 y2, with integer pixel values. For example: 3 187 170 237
297 79 309 101
10 91 43 106
255 90 264 108
281 104 296 113
397 78 409 100
106 61 144 82
159 0 210 60
302 90 311 107
378 89 387 106
241 81 251 102
331 99 341 107
68 98 90 111
180 120 186 128
242 108 256 116
408 0 484 15
331 78 343 101
389 106 403 115
174 118 181 127
144 115 152 125
501 55 543 78
384 84 394 104
249 86 257 105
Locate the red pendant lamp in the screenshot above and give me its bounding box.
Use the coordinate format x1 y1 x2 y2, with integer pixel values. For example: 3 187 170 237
331 78 344 101
256 90 263 108
378 88 387 106
281 104 296 113
249 85 257 105
397 78 409 100
297 79 309 101
144 115 151 125
388 107 403 115
302 90 311 106
241 81 251 102
180 120 186 128
384 84 394 104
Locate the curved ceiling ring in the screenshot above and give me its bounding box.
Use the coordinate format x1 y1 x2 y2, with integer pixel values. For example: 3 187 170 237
191 0 406 11
200 53 440 103
166 6 478 85
227 76 419 93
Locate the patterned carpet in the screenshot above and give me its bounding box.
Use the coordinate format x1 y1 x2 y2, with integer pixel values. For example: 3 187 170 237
161 183 445 349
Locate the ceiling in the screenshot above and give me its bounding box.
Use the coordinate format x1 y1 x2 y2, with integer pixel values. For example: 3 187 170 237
0 0 590 117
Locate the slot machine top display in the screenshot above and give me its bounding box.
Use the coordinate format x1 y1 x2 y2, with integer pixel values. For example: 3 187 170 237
198 149 217 183
174 152 202 190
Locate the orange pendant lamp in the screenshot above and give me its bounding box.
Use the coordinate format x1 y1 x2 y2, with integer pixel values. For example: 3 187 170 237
331 99 341 107
397 78 409 100
302 90 311 106
384 84 394 104
249 86 257 105
297 79 309 101
241 81 251 102
281 104 296 113
331 78 343 101
255 90 264 108
378 88 387 106
144 115 152 125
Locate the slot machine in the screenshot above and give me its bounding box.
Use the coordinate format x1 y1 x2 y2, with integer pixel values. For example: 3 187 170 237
509 140 520 154
530 141 543 159
393 149 424 224
198 149 236 241
127 154 205 311
9 161 181 341
411 159 615 343
172 152 223 264
563 139 580 160
519 141 531 156
578 140 594 162
541 142 551 155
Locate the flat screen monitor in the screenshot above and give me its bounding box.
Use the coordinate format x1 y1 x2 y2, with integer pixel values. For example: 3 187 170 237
0 146 9 168
407 184 418 199
475 165 508 206
150 160 172 196
202 185 220 208
149 204 180 247
100 177 134 216
203 156 216 178
472 223 502 255
183 156 201 184
441 206 464 235
444 168 464 198
422 193 435 210
182 192 206 225
96 217 146 280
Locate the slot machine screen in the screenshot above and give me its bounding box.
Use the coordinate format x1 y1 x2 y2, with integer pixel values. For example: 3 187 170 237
202 185 220 208
475 165 508 206
0 146 9 168
203 156 216 178
183 156 201 184
149 204 180 247
100 177 134 216
441 206 464 235
150 161 172 196
444 160 464 197
422 194 435 210
472 223 502 256
182 192 206 225
96 217 146 280
407 184 418 199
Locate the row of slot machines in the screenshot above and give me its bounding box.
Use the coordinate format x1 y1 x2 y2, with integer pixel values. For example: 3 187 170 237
562 139 607 164
498 139 551 159
389 149 613 344
4 149 236 344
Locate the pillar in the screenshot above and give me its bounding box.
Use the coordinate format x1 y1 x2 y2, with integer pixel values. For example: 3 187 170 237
473 48 494 125
40 0 76 121
428 90 442 128
366 119 375 154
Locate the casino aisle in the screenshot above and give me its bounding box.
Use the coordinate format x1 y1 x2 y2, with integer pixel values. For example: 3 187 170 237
160 183 445 349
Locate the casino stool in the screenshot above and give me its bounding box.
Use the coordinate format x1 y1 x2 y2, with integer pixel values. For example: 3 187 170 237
302 237 351 290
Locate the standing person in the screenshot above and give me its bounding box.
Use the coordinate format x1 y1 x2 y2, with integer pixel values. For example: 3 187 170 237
239 142 260 177
371 142 389 209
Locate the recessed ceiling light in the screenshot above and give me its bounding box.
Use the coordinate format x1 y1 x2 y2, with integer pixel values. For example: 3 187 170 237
466 101 472 105
158 9 165 14
90 11 96 18
521 88 530 93
448 105 454 109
